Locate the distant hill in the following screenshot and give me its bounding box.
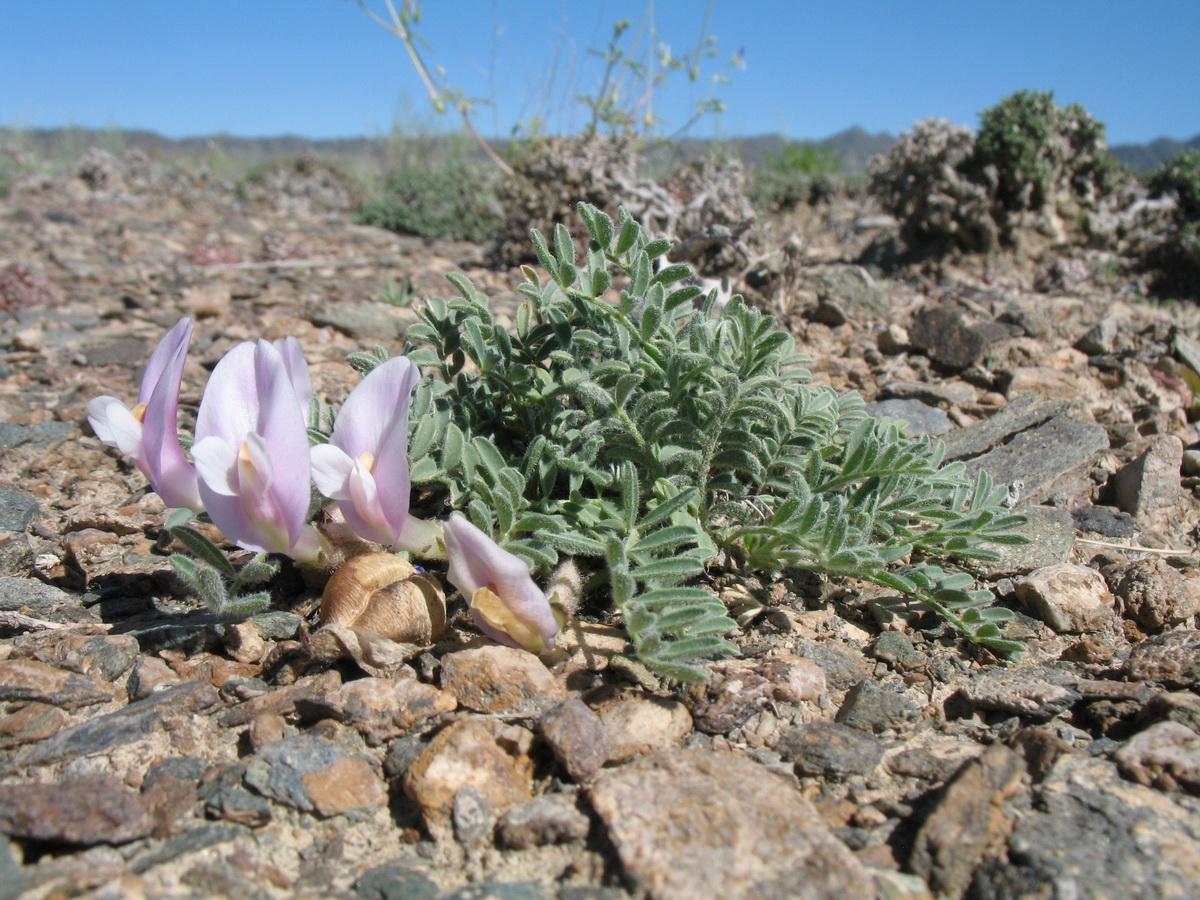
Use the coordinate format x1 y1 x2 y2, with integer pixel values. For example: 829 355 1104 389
4 125 1195 178
1110 135 1200 173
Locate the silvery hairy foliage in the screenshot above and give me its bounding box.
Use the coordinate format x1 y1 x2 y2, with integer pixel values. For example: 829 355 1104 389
350 203 1028 681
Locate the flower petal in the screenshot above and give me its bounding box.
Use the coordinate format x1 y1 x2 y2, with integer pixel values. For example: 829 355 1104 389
87 396 144 459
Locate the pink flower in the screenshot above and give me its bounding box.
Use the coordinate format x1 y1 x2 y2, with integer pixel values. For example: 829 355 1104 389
87 318 203 511
192 339 325 562
442 514 558 652
310 356 437 553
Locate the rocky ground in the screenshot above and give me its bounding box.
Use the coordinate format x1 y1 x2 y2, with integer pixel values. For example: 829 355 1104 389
0 151 1199 900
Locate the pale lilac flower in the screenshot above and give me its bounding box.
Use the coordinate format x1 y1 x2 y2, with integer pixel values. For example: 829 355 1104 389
86 317 203 511
192 339 325 563
273 335 312 424
310 356 439 554
442 514 558 652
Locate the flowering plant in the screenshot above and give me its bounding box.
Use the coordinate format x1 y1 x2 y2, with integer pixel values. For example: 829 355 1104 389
91 206 1026 680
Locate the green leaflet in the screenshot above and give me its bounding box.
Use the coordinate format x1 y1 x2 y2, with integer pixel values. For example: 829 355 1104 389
387 202 1028 680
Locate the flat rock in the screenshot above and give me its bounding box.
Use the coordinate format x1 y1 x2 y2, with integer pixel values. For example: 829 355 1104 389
908 743 1025 900
684 655 825 735
777 720 886 776
243 733 386 817
1114 721 1200 794
1114 435 1184 531
1107 556 1200 630
439 645 564 716
538 697 611 783
0 576 83 615
353 860 441 900
1016 562 1114 633
1126 630 1200 688
403 719 534 832
588 748 874 900
909 305 989 369
960 668 1080 720
591 691 692 763
0 776 155 845
835 679 920 732
864 398 953 436
971 754 1200 899
0 657 111 707
299 674 457 746
963 415 1109 503
6 679 221 772
0 701 68 749
311 301 419 340
496 793 591 849
941 393 1066 461
973 506 1075 577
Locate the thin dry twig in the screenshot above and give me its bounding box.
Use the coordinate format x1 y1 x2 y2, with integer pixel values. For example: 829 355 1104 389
1075 537 1191 556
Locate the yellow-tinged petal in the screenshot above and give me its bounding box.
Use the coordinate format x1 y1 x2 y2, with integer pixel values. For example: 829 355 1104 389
471 586 546 653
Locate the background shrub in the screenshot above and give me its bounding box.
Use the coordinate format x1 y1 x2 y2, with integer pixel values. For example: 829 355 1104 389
357 159 503 243
749 140 841 212
1145 149 1200 294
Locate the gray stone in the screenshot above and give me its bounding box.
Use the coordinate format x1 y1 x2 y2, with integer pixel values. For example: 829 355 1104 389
1114 721 1200 795
1016 563 1114 634
589 748 874 900
941 393 1067 462
128 823 246 875
442 884 551 900
960 668 1080 720
0 834 21 900
0 420 72 451
970 755 1200 900
908 743 1025 900
0 577 80 614
312 301 419 341
538 698 611 783
353 860 440 900
869 631 926 670
1071 505 1137 538
808 264 889 318
199 764 272 827
1114 435 1184 530
1138 691 1200 733
1074 317 1119 355
836 680 920 732
452 783 495 848
0 658 111 708
1127 630 1200 688
496 793 591 849
909 305 989 369
0 776 155 845
864 398 953 436
1108 556 1200 630
243 733 386 817
963 416 1110 504
0 490 37 533
4 680 221 773
778 721 886 776
973 507 1075 577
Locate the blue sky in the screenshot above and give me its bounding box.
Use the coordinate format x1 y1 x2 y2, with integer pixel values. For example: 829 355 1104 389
3 1 1198 146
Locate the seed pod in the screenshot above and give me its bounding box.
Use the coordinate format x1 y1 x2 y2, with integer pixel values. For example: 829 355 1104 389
319 552 446 644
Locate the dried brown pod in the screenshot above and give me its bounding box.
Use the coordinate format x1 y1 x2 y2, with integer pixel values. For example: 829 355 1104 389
319 553 446 644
